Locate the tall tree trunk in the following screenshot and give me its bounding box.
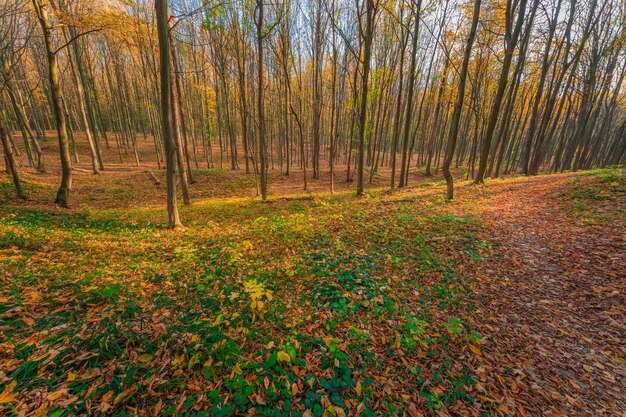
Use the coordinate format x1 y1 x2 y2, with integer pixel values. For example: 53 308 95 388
521 0 562 174
356 0 377 196
425 55 450 176
156 0 182 227
65 28 100 175
169 33 196 184
33 0 72 207
170 62 191 205
71 29 104 170
398 0 423 188
442 0 480 200
390 15 408 189
474 0 531 184
311 0 323 180
256 0 268 200
329 5 338 194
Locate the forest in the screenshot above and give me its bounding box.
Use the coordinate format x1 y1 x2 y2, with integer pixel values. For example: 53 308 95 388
0 0 625 415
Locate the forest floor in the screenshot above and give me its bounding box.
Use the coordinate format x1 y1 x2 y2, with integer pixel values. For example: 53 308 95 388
0 152 624 416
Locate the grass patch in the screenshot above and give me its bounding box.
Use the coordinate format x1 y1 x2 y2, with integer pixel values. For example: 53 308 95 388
558 168 625 223
0 177 493 416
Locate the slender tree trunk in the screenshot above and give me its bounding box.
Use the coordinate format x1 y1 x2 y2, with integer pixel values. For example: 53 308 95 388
71 29 104 170
521 0 562 174
256 0 268 200
170 34 196 184
390 14 408 189
311 0 323 180
66 29 99 175
4 84 44 171
398 0 423 187
425 55 449 176
33 0 72 207
329 9 338 194
442 0 480 199
356 0 376 196
474 0 530 184
170 63 191 205
156 0 182 227
0 117 25 199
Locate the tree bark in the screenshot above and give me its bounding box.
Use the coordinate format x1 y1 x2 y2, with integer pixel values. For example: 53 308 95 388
356 0 377 196
33 0 72 207
398 0 423 188
156 0 182 227
474 0 531 184
0 117 25 199
442 0 481 200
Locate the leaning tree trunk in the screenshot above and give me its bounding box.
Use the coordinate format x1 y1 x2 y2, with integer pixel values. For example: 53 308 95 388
474 0 530 184
33 0 72 207
442 0 481 200
65 28 100 175
0 117 26 199
521 0 562 175
4 84 44 171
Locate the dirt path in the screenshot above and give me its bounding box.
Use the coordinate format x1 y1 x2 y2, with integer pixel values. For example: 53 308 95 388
469 175 625 416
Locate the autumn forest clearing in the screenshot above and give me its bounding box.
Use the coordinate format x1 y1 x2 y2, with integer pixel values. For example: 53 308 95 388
0 133 624 416
2 0 626 415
